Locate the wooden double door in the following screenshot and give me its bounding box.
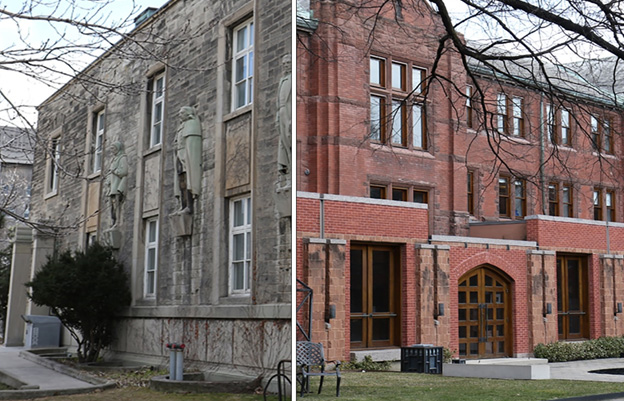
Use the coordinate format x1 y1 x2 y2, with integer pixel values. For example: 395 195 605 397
350 245 400 349
458 266 512 358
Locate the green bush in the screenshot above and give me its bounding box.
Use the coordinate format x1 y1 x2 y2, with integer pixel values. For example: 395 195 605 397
534 336 624 362
27 242 131 363
342 355 391 371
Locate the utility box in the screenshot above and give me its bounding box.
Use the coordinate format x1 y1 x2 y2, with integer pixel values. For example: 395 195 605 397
22 315 62 349
401 344 443 374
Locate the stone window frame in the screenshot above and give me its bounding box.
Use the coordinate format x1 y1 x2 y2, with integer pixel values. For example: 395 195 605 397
229 194 252 295
149 71 166 149
44 129 61 199
231 18 254 112
144 217 159 298
369 54 427 150
91 109 105 174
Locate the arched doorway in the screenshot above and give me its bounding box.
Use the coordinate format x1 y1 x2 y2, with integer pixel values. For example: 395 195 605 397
458 266 513 359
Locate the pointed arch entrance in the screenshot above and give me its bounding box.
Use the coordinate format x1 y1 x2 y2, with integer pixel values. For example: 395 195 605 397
458 265 513 359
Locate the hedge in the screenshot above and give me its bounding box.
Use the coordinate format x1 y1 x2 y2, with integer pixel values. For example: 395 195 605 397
534 336 624 362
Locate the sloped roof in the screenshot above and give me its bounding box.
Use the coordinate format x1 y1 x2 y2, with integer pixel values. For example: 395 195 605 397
0 126 35 165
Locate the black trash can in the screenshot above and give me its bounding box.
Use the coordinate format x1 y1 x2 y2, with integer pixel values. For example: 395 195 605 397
401 344 443 374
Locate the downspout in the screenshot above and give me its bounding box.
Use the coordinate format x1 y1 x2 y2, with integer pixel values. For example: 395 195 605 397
539 96 546 214
320 193 325 239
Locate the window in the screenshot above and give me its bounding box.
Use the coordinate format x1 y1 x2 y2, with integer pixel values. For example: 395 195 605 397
591 115 600 152
514 179 526 218
370 185 386 199
392 187 407 201
232 19 254 110
548 183 559 216
546 104 556 143
561 109 570 146
92 110 104 174
230 196 252 294
46 137 60 195
413 189 428 204
512 97 523 137
369 55 426 149
606 190 616 222
562 184 573 217
497 93 507 134
594 188 602 220
144 218 158 297
467 171 474 215
86 232 97 247
466 86 474 129
604 118 613 154
499 176 510 218
150 72 165 147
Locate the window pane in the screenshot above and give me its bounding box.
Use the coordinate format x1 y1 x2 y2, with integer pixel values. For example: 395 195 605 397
413 68 423 93
233 233 245 260
236 82 246 108
246 198 251 224
412 104 423 148
245 232 251 259
236 26 247 52
155 77 164 97
233 262 244 290
370 58 382 85
249 22 254 45
147 271 155 294
236 56 246 82
391 100 403 144
370 96 382 141
391 62 404 90
147 248 156 270
148 221 157 242
233 199 244 226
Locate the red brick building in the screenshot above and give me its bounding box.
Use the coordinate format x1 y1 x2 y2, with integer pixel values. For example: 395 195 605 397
296 0 624 361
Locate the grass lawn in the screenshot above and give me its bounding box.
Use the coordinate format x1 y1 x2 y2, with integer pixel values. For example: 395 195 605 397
1 388 274 400
298 371 624 401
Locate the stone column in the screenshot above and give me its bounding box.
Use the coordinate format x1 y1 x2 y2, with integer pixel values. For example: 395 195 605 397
303 239 328 347
4 226 33 346
600 255 624 337
526 250 557 350
434 245 451 348
325 239 345 362
414 244 435 344
27 230 56 316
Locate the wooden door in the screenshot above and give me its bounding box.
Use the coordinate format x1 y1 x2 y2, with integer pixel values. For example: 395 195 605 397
557 256 589 340
458 266 512 358
350 245 400 349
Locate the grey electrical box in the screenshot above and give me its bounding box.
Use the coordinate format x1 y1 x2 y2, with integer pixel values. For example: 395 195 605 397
22 315 61 349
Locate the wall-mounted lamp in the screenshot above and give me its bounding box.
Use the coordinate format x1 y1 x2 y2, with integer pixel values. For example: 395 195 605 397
326 304 336 322
543 303 552 317
437 303 445 317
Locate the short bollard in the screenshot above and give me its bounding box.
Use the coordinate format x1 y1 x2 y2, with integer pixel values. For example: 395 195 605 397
165 343 186 381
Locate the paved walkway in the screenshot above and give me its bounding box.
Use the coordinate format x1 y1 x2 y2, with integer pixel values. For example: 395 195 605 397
0 345 96 391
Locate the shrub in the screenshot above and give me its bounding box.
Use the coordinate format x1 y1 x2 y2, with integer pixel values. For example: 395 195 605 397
534 336 624 362
27 242 131 363
342 355 391 371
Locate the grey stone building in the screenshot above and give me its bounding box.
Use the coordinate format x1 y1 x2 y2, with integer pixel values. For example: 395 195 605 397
4 0 291 377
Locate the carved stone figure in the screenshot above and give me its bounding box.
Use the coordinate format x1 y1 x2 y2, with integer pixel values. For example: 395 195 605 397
107 141 128 227
174 106 202 214
276 54 292 178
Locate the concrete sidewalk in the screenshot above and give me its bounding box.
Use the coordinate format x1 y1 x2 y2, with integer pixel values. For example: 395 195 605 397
0 345 113 399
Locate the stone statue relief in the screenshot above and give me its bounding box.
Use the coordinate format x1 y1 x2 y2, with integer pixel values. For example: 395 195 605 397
107 141 128 228
277 54 292 183
174 106 202 214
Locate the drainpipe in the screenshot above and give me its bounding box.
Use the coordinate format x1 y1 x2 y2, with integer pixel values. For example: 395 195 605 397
539 96 546 214
319 193 325 239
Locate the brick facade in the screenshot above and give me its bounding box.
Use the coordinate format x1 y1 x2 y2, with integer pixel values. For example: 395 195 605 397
297 0 624 361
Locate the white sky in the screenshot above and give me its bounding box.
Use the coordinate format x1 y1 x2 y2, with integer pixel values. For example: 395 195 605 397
0 0 169 127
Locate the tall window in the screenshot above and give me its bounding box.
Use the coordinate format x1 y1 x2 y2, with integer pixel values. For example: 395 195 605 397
150 72 165 148
548 183 559 216
594 188 602 220
546 104 556 143
499 176 510 218
466 86 474 129
514 179 526 218
604 118 613 155
47 137 60 195
497 93 507 134
467 171 474 215
92 110 105 174
512 97 523 137
591 115 600 152
561 108 570 146
606 190 616 222
370 55 426 149
230 196 252 294
232 19 254 110
144 219 159 297
562 184 573 217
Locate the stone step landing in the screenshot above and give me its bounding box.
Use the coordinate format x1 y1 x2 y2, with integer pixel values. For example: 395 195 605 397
444 358 550 380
